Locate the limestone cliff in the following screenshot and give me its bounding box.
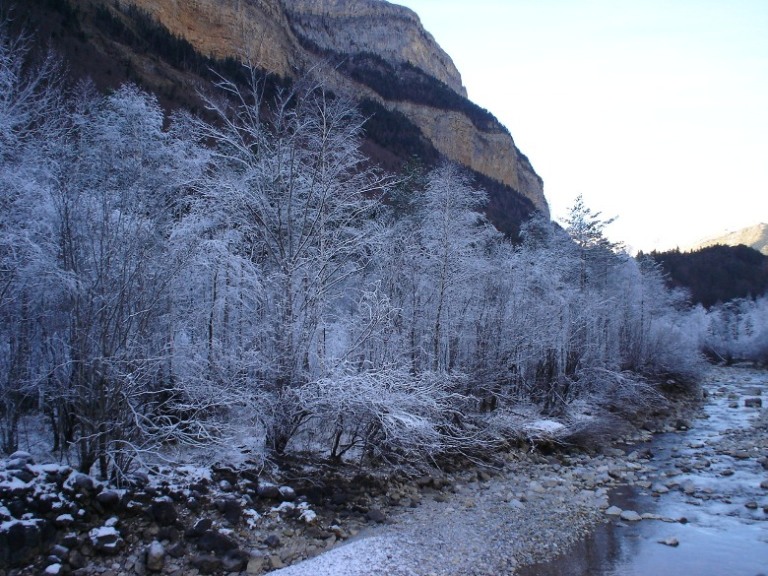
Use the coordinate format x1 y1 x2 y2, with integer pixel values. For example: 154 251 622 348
283 0 466 97
71 0 549 218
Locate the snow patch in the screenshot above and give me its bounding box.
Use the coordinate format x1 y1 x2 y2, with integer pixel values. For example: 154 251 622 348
524 419 566 434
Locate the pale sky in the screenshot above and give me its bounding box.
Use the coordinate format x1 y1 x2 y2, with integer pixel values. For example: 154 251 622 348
396 0 768 253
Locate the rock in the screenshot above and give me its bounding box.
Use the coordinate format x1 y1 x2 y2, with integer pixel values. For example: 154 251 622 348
279 486 297 501
96 490 121 509
157 525 180 543
745 501 759 510
268 554 284 570
196 530 238 555
215 497 242 525
44 563 62 575
49 544 69 561
8 450 34 465
257 482 282 500
146 541 165 572
658 537 680 547
605 506 623 516
366 508 386 523
191 553 222 575
620 510 642 522
222 549 249 572
67 472 95 494
186 518 213 539
247 556 265 574
761 480 768 490
745 398 763 408
150 497 178 526
264 534 281 549
0 519 55 568
652 483 670 494
68 549 86 570
720 469 735 477
88 525 124 555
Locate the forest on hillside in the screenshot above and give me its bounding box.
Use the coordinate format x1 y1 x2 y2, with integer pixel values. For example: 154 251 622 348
650 244 768 308
2 19 766 483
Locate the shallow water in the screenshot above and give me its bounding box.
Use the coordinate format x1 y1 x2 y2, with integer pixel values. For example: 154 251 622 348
519 366 768 576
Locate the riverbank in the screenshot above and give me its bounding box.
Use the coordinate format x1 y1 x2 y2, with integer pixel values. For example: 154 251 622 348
1 371 713 576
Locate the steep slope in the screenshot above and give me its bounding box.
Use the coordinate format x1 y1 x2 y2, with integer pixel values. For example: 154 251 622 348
691 223 768 256
11 0 549 230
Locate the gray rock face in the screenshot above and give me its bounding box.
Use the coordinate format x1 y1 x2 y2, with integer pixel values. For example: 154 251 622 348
116 0 549 218
283 0 466 96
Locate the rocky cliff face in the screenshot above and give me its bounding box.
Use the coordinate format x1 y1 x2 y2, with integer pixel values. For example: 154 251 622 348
94 0 549 217
283 0 466 97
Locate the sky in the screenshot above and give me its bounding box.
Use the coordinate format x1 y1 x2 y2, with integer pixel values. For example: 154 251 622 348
395 0 768 253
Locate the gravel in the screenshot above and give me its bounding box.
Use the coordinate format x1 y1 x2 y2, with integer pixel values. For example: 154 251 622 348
271 452 623 576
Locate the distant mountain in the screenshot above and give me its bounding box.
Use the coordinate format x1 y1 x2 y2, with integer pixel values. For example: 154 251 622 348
7 0 547 237
690 223 768 256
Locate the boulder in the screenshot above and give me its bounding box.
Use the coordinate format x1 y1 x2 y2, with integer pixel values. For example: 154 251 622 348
146 540 165 572
196 529 238 555
88 525 124 555
150 497 178 526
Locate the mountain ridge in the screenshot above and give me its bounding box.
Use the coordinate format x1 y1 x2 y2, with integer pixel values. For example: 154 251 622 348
8 0 548 232
689 223 768 256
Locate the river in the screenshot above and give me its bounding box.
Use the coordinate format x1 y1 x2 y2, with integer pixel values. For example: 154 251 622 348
518 365 768 576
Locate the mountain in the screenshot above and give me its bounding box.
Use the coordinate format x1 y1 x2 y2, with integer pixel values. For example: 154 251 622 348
8 0 547 236
690 223 768 256
650 244 768 307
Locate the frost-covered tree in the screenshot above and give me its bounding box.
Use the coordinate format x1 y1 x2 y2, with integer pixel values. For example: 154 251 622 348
191 72 391 453
0 19 65 453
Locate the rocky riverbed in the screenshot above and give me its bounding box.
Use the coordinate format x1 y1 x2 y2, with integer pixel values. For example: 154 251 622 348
5 367 759 576
518 364 768 576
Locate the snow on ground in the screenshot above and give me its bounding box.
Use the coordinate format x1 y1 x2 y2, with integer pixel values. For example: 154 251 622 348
271 534 418 576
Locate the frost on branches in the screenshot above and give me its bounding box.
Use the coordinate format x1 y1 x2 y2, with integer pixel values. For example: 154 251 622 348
0 22 711 479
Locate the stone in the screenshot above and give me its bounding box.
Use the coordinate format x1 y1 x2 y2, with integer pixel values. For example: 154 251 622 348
186 518 213 539
745 397 763 408
68 473 95 494
366 508 386 523
146 541 165 573
190 553 222 575
196 530 238 554
247 556 265 574
268 555 284 570
658 537 679 547
620 510 642 522
760 480 768 490
88 526 124 555
279 486 297 501
97 490 121 509
652 483 670 494
150 498 178 526
222 549 249 572
215 497 242 525
605 506 622 516
257 482 282 500
264 534 281 549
